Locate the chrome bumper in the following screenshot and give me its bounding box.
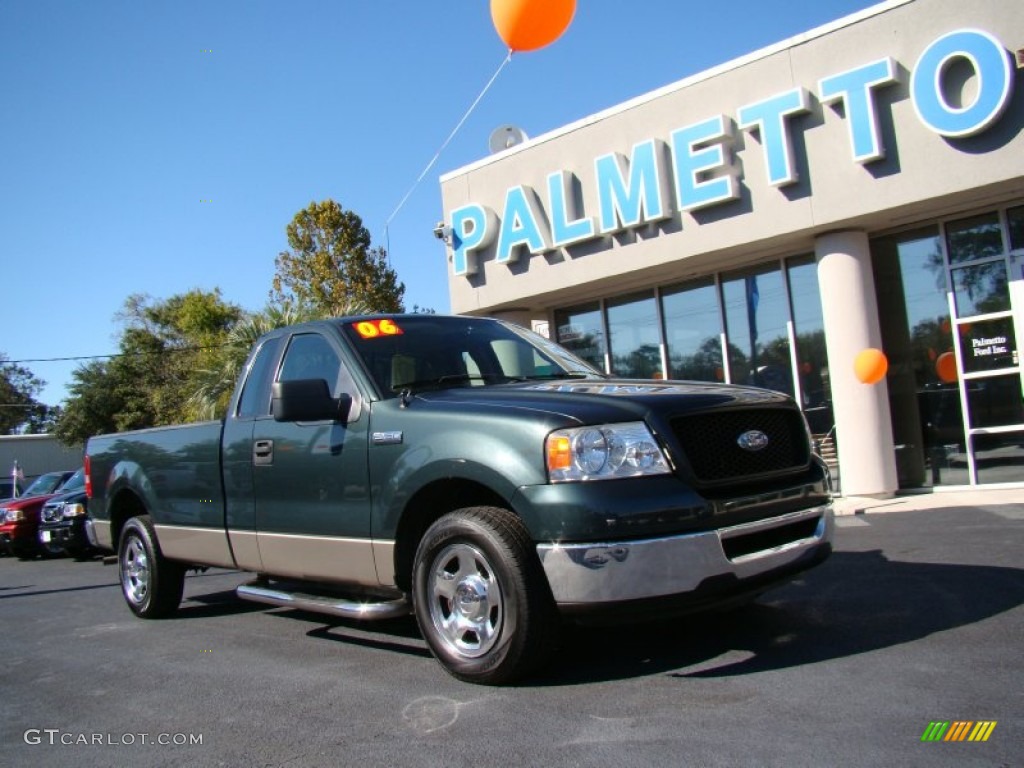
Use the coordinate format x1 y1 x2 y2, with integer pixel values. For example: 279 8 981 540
536 505 833 605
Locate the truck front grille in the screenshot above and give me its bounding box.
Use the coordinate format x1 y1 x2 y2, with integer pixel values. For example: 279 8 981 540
670 408 810 486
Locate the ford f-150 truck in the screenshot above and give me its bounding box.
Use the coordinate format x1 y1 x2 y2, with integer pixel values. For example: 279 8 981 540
86 314 833 684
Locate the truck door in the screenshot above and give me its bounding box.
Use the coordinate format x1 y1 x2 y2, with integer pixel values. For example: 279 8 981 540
251 331 375 585
222 334 284 572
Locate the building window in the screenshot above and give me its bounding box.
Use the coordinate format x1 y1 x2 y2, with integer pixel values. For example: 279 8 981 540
787 256 834 437
554 303 606 372
873 226 965 488
662 278 723 382
607 292 662 378
721 265 794 397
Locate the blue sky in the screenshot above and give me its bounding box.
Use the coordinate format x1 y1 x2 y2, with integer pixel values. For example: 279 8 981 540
1 0 878 407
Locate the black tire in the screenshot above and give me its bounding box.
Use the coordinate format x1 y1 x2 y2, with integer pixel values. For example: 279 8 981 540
412 506 560 685
13 543 37 561
66 545 94 562
118 515 185 619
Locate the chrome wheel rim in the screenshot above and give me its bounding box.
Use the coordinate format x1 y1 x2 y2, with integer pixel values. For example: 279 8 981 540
427 543 503 659
121 535 150 606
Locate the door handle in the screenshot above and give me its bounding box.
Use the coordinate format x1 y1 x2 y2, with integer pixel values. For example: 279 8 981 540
253 439 274 466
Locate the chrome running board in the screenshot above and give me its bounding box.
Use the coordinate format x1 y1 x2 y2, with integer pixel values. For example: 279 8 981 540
236 583 411 621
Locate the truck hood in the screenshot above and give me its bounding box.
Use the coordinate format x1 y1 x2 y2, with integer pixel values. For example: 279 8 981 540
413 378 793 425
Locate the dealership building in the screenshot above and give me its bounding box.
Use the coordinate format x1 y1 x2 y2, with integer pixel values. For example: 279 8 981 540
438 0 1023 497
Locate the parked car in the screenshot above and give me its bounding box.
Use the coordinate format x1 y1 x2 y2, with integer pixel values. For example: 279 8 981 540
0 470 76 559
38 469 96 559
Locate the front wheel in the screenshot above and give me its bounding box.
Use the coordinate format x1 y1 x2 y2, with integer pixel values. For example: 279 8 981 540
412 506 560 685
118 515 185 619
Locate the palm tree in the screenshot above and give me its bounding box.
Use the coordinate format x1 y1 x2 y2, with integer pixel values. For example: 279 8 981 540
186 300 373 420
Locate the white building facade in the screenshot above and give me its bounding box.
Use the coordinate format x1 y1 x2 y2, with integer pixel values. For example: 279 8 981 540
439 0 1024 496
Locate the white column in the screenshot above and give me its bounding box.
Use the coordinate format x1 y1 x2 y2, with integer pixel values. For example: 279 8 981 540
815 230 898 498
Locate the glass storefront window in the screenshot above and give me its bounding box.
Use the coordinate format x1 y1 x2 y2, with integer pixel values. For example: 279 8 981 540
960 318 1018 374
966 375 1024 430
951 262 1010 316
787 256 833 436
973 431 1024 485
661 279 723 382
554 303 606 372
721 266 793 397
945 212 1004 264
1009 207 1024 251
607 293 662 378
873 227 964 488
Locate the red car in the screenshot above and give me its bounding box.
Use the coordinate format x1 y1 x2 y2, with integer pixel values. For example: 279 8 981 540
0 471 75 560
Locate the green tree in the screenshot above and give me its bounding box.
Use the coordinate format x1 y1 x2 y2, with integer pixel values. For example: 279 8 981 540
53 360 124 445
0 354 48 434
55 289 243 443
271 199 405 316
188 299 374 420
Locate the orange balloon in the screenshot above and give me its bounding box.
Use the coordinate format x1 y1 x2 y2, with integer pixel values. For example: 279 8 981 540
854 348 888 384
491 0 576 52
935 351 958 383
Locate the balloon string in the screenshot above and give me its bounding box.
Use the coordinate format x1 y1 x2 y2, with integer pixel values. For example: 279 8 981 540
384 49 514 241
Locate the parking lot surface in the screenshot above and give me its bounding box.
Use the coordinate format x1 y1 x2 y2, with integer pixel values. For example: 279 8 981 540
1 503 1021 767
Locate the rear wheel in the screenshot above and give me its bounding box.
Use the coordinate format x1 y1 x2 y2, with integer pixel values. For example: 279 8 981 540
412 506 560 685
118 515 185 619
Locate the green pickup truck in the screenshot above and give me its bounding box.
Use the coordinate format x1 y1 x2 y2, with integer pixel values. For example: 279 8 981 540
85 314 833 684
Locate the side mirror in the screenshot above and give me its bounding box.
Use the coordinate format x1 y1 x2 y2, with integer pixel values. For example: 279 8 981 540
272 379 353 423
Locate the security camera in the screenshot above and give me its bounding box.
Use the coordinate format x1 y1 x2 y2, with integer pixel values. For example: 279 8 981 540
433 221 451 241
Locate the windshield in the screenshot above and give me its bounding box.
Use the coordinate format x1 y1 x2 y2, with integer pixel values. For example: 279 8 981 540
339 316 603 396
60 468 86 493
21 471 72 497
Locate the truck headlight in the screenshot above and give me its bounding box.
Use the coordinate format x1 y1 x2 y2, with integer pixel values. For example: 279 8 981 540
62 503 87 519
546 422 670 483
4 509 24 522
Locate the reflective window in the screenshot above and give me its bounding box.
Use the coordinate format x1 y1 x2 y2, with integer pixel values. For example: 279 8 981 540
237 336 283 419
607 292 662 378
279 334 342 395
1009 206 1024 251
787 256 834 436
951 262 1010 316
966 375 1024 430
554 303 606 372
945 212 1004 264
662 279 723 382
960 318 1018 374
973 431 1024 485
873 227 964 488
721 266 793 396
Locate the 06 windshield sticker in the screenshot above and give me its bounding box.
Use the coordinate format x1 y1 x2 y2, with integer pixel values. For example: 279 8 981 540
353 319 404 339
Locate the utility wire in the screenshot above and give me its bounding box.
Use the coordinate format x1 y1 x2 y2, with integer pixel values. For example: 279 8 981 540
382 50 514 249
4 342 249 366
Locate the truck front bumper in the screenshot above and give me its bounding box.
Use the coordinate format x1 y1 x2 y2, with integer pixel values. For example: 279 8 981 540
536 505 833 619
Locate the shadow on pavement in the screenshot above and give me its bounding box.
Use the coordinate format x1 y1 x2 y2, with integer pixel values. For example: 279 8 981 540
534 550 1024 686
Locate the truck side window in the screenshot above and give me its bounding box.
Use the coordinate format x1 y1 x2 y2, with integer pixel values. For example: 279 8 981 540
278 333 348 396
237 336 283 419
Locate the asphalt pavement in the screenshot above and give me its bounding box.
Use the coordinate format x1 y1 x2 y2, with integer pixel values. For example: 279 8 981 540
1 495 1021 767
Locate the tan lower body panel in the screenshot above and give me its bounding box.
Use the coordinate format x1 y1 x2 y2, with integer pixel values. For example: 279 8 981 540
256 532 379 587
373 540 396 586
227 529 262 572
154 525 236 568
92 520 113 550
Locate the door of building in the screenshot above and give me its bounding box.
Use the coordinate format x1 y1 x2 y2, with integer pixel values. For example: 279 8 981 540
943 208 1024 485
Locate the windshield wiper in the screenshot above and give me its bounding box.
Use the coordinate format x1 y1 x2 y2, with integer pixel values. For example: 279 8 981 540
392 373 517 395
519 372 598 380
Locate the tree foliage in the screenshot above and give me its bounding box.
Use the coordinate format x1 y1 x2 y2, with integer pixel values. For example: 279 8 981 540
55 289 242 445
271 199 405 316
0 354 50 434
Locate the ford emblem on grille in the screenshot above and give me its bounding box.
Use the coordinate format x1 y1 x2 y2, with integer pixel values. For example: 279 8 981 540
737 429 770 452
